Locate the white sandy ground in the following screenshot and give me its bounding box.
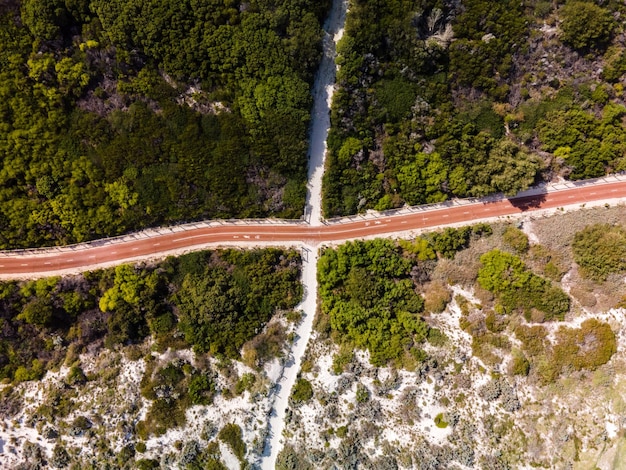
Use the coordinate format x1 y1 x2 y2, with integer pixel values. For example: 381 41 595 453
259 0 347 467
0 342 296 468
277 276 626 469
304 0 347 228
260 247 319 468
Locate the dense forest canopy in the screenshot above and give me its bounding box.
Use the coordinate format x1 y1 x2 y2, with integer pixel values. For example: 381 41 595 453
0 0 331 248
323 0 626 217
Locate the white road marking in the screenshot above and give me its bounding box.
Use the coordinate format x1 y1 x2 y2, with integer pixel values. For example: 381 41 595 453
44 262 51 265
131 247 139 251
442 214 449 218
243 235 250 239
20 263 27 266
374 221 382 225
153 243 160 247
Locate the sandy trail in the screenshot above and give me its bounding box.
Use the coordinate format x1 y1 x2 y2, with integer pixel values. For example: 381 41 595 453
260 0 347 467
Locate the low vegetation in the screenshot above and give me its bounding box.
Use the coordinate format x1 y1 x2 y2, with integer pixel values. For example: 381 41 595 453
478 249 570 320
0 248 301 384
572 223 626 281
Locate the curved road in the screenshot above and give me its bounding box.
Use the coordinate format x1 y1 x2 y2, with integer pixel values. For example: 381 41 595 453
1 180 625 278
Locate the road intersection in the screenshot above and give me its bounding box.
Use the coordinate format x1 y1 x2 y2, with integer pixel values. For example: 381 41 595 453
1 177 625 279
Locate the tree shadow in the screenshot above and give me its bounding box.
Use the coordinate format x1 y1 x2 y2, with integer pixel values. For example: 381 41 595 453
508 189 548 211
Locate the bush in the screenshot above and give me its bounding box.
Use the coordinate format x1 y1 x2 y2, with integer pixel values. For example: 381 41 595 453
478 249 570 320
356 383 370 404
502 226 529 253
572 224 626 281
424 282 452 313
218 423 246 462
552 319 616 372
291 378 313 404
318 240 428 367
434 413 448 428
560 2 615 50
509 350 530 376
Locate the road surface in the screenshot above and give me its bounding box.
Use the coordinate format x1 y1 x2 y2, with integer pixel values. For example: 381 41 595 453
1 179 625 279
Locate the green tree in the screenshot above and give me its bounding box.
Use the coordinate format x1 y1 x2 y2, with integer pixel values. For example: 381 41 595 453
560 2 615 50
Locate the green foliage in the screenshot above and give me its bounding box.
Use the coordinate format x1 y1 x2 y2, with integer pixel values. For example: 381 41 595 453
0 0 330 248
138 361 216 437
0 248 301 384
218 423 246 462
355 383 370 403
434 413 448 428
322 0 538 217
502 226 529 253
175 249 301 358
560 2 615 50
428 224 492 259
478 249 570 320
234 373 256 396
318 239 428 367
537 105 626 179
188 374 216 405
291 378 314 404
509 350 530 376
572 224 626 281
514 318 615 383
552 319 616 371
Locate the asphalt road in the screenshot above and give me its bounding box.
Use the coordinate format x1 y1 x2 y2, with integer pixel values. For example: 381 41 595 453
1 180 625 278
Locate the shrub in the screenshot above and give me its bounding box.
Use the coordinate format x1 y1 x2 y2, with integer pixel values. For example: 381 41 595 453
509 350 530 376
218 423 246 462
502 226 529 253
234 373 256 395
424 282 452 313
434 413 448 428
572 224 626 281
552 319 616 372
291 378 313 404
478 249 569 320
560 2 615 50
356 383 370 404
188 374 216 405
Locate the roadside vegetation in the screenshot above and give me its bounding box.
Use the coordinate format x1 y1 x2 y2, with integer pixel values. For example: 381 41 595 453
0 0 331 248
323 0 626 216
0 248 301 467
0 248 301 384
299 212 623 468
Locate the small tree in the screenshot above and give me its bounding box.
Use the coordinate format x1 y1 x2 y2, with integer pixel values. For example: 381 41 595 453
560 2 615 50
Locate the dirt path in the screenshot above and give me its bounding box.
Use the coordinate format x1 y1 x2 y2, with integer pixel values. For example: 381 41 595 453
260 0 347 467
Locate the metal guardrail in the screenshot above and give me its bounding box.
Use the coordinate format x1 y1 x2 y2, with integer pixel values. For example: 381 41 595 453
1 173 625 257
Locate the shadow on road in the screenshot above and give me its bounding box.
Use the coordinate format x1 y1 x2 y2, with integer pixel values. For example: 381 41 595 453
508 189 547 211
